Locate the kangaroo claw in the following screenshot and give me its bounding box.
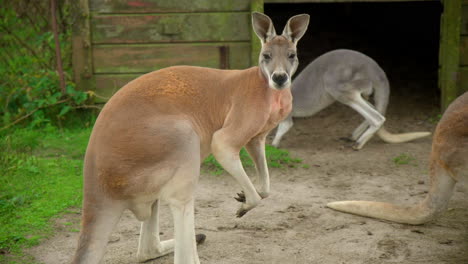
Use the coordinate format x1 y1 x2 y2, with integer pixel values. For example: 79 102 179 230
196 234 206 245
234 191 246 203
236 207 249 218
339 137 354 143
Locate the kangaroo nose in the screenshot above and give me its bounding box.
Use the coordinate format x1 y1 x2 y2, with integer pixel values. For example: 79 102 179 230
272 73 288 86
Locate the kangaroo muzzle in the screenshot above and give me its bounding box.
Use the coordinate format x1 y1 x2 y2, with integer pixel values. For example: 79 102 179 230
271 72 290 89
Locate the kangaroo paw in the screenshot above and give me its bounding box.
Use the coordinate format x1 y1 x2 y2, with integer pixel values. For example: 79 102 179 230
234 191 246 203
196 234 206 245
236 207 249 218
339 137 354 143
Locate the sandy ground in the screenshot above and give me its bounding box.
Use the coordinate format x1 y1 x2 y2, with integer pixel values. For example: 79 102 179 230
28 94 467 264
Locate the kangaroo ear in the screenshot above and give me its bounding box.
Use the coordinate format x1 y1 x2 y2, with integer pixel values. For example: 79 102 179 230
282 14 310 44
252 12 276 43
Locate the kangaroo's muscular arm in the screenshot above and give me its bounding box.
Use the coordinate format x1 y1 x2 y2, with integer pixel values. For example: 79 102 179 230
245 132 270 198
211 101 269 217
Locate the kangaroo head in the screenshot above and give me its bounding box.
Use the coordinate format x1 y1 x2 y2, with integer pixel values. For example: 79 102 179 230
252 12 310 90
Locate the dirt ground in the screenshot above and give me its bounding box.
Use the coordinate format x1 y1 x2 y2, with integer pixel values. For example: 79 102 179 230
28 93 467 264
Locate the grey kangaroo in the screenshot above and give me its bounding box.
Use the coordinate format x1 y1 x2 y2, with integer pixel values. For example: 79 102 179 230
272 49 430 150
328 92 468 224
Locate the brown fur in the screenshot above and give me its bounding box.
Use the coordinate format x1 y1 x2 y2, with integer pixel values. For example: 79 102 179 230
88 66 291 201
429 93 468 182
327 92 468 224
73 12 309 264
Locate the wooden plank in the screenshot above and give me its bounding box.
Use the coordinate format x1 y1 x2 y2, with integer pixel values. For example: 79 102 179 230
71 0 94 92
458 67 468 93
264 0 438 2
461 36 468 65
90 0 250 14
439 0 462 110
462 5 468 35
93 43 251 73
91 13 250 44
251 0 264 66
93 42 252 102
94 74 138 102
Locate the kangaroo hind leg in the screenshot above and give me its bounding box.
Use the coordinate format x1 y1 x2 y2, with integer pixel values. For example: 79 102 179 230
137 200 175 262
351 121 369 141
162 128 202 264
72 200 125 264
335 85 385 150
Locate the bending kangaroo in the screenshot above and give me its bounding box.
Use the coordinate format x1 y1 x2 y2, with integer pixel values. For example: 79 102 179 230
72 12 309 264
272 49 430 150
327 92 468 224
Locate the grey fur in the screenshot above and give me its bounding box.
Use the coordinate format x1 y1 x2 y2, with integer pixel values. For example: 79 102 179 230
272 49 430 150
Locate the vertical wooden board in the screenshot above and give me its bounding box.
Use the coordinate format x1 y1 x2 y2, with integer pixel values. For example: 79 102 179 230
462 5 468 35
460 36 468 65
459 67 468 93
229 43 251 69
251 0 264 66
91 13 250 44
90 0 250 13
439 0 462 110
71 0 94 91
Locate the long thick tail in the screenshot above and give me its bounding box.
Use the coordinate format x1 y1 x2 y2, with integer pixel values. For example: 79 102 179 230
327 167 456 225
327 200 434 225
377 127 431 144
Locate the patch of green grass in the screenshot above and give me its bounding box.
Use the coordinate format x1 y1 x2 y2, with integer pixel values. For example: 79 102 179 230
392 153 416 166
0 126 90 262
202 145 303 175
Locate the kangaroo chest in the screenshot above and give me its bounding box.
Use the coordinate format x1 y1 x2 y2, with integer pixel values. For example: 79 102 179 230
263 89 293 133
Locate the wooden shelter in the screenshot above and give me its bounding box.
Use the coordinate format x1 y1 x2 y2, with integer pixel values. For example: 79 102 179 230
72 0 467 109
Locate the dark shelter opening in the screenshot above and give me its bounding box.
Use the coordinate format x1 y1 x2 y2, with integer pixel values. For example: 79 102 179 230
265 1 443 107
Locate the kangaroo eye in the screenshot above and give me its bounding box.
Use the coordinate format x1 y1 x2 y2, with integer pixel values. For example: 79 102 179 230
288 53 296 59
263 53 272 60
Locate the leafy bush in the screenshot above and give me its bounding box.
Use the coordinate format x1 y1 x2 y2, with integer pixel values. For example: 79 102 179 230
0 0 91 130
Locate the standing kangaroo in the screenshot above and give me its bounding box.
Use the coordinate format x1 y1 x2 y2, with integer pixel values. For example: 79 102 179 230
327 92 468 224
272 49 430 150
72 12 309 264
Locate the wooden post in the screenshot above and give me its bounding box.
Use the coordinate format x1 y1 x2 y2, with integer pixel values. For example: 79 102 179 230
440 0 462 110
51 0 66 94
250 0 264 66
72 0 94 92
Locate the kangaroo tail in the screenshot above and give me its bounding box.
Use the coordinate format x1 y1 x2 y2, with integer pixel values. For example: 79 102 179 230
327 200 434 225
372 73 430 143
327 167 456 225
377 127 431 143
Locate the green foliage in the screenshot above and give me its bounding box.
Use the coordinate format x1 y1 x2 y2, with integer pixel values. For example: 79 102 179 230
202 145 303 175
0 1 91 130
392 153 416 166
